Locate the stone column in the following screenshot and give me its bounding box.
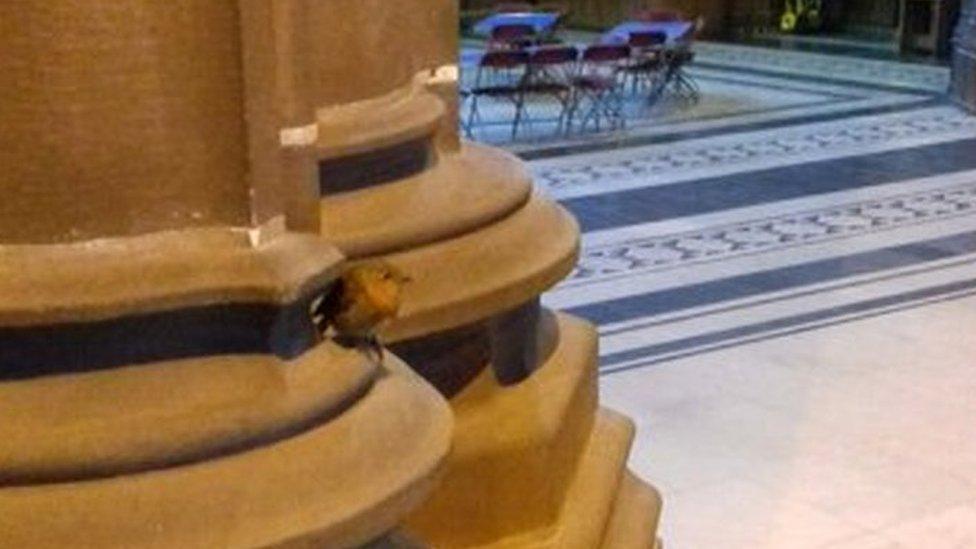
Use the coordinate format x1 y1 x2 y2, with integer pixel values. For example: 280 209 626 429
308 1 664 546
0 2 451 547
952 0 976 111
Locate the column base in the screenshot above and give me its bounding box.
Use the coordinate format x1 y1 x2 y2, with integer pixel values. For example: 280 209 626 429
401 313 662 548
0 357 452 549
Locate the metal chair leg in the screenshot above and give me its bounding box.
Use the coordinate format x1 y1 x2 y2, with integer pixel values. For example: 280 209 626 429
510 94 525 139
465 95 481 138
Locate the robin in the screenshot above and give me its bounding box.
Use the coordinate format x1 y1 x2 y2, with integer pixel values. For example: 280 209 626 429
310 261 411 362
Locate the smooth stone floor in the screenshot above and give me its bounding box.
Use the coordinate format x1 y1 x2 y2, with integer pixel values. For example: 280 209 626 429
490 41 976 548
602 293 976 548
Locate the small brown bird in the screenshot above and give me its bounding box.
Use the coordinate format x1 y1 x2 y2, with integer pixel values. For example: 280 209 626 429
310 262 411 362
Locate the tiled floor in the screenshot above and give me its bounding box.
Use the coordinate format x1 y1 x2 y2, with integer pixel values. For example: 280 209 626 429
601 297 976 548
479 41 976 547
460 38 949 154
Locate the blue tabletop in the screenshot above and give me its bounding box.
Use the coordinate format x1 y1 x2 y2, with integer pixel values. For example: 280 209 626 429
472 12 561 36
602 21 695 45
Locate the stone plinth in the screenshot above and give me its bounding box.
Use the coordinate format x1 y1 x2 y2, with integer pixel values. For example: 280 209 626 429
0 2 451 547
310 1 664 546
952 0 976 111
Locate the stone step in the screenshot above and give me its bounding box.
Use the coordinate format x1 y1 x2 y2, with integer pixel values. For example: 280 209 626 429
403 312 601 547
599 471 664 549
481 408 652 548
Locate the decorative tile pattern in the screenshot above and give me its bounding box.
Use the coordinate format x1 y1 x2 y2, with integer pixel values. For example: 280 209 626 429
536 110 976 191
567 183 976 285
526 41 976 365
520 39 976 549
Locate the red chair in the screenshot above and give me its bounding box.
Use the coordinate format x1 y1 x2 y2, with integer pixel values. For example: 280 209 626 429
622 31 668 95
465 49 531 138
569 44 631 133
521 45 579 135
488 23 537 50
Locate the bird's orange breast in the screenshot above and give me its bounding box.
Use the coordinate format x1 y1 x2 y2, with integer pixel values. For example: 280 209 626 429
362 279 402 317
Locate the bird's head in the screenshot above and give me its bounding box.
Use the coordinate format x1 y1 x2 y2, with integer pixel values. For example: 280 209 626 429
343 261 412 317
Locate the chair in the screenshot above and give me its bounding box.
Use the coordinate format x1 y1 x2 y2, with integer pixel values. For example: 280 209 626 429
488 23 537 50
465 49 531 138
568 44 630 133
520 45 579 135
621 31 668 95
629 30 668 48
663 45 700 104
661 19 703 104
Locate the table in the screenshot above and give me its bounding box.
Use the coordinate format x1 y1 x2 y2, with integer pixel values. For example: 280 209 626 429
472 12 562 37
601 21 695 45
